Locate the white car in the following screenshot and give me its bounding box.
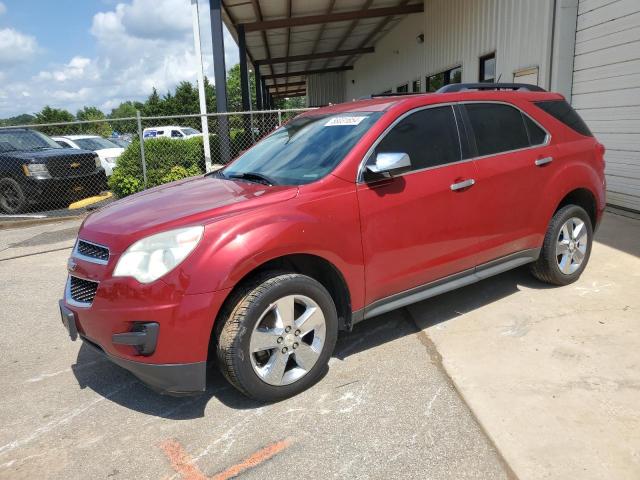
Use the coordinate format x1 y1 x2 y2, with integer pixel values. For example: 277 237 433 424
53 135 124 176
142 126 201 139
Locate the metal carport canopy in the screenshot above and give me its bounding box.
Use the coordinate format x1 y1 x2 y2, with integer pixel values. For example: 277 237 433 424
219 0 424 104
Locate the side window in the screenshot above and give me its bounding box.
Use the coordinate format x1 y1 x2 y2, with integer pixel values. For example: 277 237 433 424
56 140 72 148
465 103 529 156
534 100 593 137
375 106 461 171
523 115 547 145
171 130 183 138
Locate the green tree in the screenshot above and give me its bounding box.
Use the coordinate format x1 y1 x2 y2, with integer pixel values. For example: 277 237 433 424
76 106 112 137
226 64 256 112
108 101 140 134
34 106 77 135
0 113 35 127
142 88 164 117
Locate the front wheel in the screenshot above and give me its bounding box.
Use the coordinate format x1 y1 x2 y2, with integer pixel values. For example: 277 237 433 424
530 204 593 286
216 272 338 401
0 178 27 214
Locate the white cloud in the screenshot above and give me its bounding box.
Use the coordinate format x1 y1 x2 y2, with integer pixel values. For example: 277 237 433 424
0 28 38 65
0 2 6 16
0 0 240 117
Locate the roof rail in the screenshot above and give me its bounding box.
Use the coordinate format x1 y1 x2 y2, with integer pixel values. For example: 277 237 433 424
437 83 546 93
369 92 425 98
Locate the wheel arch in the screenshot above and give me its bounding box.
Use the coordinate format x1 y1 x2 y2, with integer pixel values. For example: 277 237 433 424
209 253 353 359
554 187 597 229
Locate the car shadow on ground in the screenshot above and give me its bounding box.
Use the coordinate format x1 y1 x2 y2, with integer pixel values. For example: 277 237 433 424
71 266 550 419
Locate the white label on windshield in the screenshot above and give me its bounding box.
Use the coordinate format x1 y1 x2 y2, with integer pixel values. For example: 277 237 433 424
324 116 366 127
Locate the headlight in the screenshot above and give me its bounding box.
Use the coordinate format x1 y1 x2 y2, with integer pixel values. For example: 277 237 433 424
94 156 102 168
104 157 117 164
22 163 51 178
113 226 204 283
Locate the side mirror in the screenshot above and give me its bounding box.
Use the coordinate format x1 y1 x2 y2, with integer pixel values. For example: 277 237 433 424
366 152 411 178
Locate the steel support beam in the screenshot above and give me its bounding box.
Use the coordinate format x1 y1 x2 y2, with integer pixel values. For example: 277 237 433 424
240 4 424 32
266 80 306 90
209 0 230 162
238 25 251 112
263 66 352 80
255 67 263 110
255 47 375 66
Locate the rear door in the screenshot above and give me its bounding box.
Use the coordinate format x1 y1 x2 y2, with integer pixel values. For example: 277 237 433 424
461 101 555 264
356 105 481 305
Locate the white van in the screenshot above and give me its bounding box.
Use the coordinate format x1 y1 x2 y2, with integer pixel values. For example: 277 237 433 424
142 126 201 139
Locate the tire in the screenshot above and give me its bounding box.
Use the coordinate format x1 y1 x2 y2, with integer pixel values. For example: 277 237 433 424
0 178 27 214
216 272 338 402
530 204 593 286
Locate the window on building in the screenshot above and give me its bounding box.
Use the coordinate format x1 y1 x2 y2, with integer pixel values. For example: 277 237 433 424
464 103 530 156
374 106 461 171
479 53 496 83
426 66 463 92
396 83 409 93
412 79 421 92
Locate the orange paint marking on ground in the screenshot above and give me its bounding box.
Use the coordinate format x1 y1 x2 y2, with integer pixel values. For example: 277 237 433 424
210 438 291 480
159 438 291 480
159 439 208 480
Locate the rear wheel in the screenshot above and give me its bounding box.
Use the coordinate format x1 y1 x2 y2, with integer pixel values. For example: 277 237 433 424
216 272 338 401
530 205 593 285
0 178 27 214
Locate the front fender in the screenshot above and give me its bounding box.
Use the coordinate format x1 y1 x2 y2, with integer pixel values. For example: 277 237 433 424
167 180 366 311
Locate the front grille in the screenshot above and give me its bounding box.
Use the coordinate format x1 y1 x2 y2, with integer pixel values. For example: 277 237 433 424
47 155 96 178
69 276 99 305
77 240 109 263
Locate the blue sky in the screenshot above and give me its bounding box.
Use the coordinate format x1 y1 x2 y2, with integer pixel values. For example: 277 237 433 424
0 0 239 117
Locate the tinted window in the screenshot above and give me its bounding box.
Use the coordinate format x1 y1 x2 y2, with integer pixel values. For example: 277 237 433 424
374 106 461 170
465 103 529 156
223 112 382 185
171 130 183 137
479 53 496 82
523 115 547 145
535 100 592 137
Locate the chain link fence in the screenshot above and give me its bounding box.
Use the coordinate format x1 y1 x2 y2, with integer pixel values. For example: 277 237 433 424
0 109 311 217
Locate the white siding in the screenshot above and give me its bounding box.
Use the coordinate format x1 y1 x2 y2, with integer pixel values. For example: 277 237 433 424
307 72 346 107
344 13 425 100
573 0 640 211
344 0 554 100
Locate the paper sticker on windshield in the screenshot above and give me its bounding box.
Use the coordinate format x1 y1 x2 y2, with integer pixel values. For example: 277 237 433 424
324 116 366 127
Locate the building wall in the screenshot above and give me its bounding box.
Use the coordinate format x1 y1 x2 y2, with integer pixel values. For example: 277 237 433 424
341 0 555 100
572 0 640 211
306 71 346 107
344 13 426 100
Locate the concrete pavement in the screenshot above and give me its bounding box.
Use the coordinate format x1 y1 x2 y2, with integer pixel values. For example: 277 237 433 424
409 212 640 479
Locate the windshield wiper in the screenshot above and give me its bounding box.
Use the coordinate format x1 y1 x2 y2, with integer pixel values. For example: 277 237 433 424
227 172 277 186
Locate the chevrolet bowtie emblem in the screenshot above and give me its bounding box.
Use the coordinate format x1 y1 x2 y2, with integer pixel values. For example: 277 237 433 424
67 258 77 272
69 162 81 168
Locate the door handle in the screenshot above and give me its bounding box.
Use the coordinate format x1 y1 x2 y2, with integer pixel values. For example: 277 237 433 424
535 156 553 166
450 179 475 191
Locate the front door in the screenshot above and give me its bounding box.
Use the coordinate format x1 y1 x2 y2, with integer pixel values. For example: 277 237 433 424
356 105 481 306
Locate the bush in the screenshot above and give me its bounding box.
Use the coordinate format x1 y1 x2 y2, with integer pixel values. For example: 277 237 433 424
108 135 221 198
107 130 263 198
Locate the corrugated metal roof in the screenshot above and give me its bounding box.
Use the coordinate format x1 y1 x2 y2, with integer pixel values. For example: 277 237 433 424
221 0 424 97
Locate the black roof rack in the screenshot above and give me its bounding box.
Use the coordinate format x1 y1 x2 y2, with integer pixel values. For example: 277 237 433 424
369 92 425 98
437 83 546 93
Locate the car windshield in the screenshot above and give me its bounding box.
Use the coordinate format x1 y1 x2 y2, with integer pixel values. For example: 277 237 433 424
181 128 200 135
0 129 61 152
222 111 382 185
74 137 120 150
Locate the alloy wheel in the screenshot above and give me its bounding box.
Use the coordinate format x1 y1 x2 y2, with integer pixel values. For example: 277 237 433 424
249 294 326 386
556 217 588 275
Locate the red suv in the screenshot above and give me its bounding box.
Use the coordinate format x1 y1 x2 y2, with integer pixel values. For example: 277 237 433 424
59 84 605 401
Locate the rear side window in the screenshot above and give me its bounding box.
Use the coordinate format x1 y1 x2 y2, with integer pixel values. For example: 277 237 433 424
465 103 529 156
535 100 592 137
523 115 548 145
375 106 461 170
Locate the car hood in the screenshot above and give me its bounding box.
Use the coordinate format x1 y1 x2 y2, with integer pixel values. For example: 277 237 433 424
8 148 94 161
95 147 125 158
80 175 299 251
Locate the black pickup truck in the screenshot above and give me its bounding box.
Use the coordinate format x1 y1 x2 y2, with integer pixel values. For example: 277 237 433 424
0 128 107 214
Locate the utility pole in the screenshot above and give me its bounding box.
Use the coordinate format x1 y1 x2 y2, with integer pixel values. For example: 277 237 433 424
191 0 212 171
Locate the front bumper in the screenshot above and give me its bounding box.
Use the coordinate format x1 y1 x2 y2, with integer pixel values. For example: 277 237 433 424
22 171 107 204
60 277 230 395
